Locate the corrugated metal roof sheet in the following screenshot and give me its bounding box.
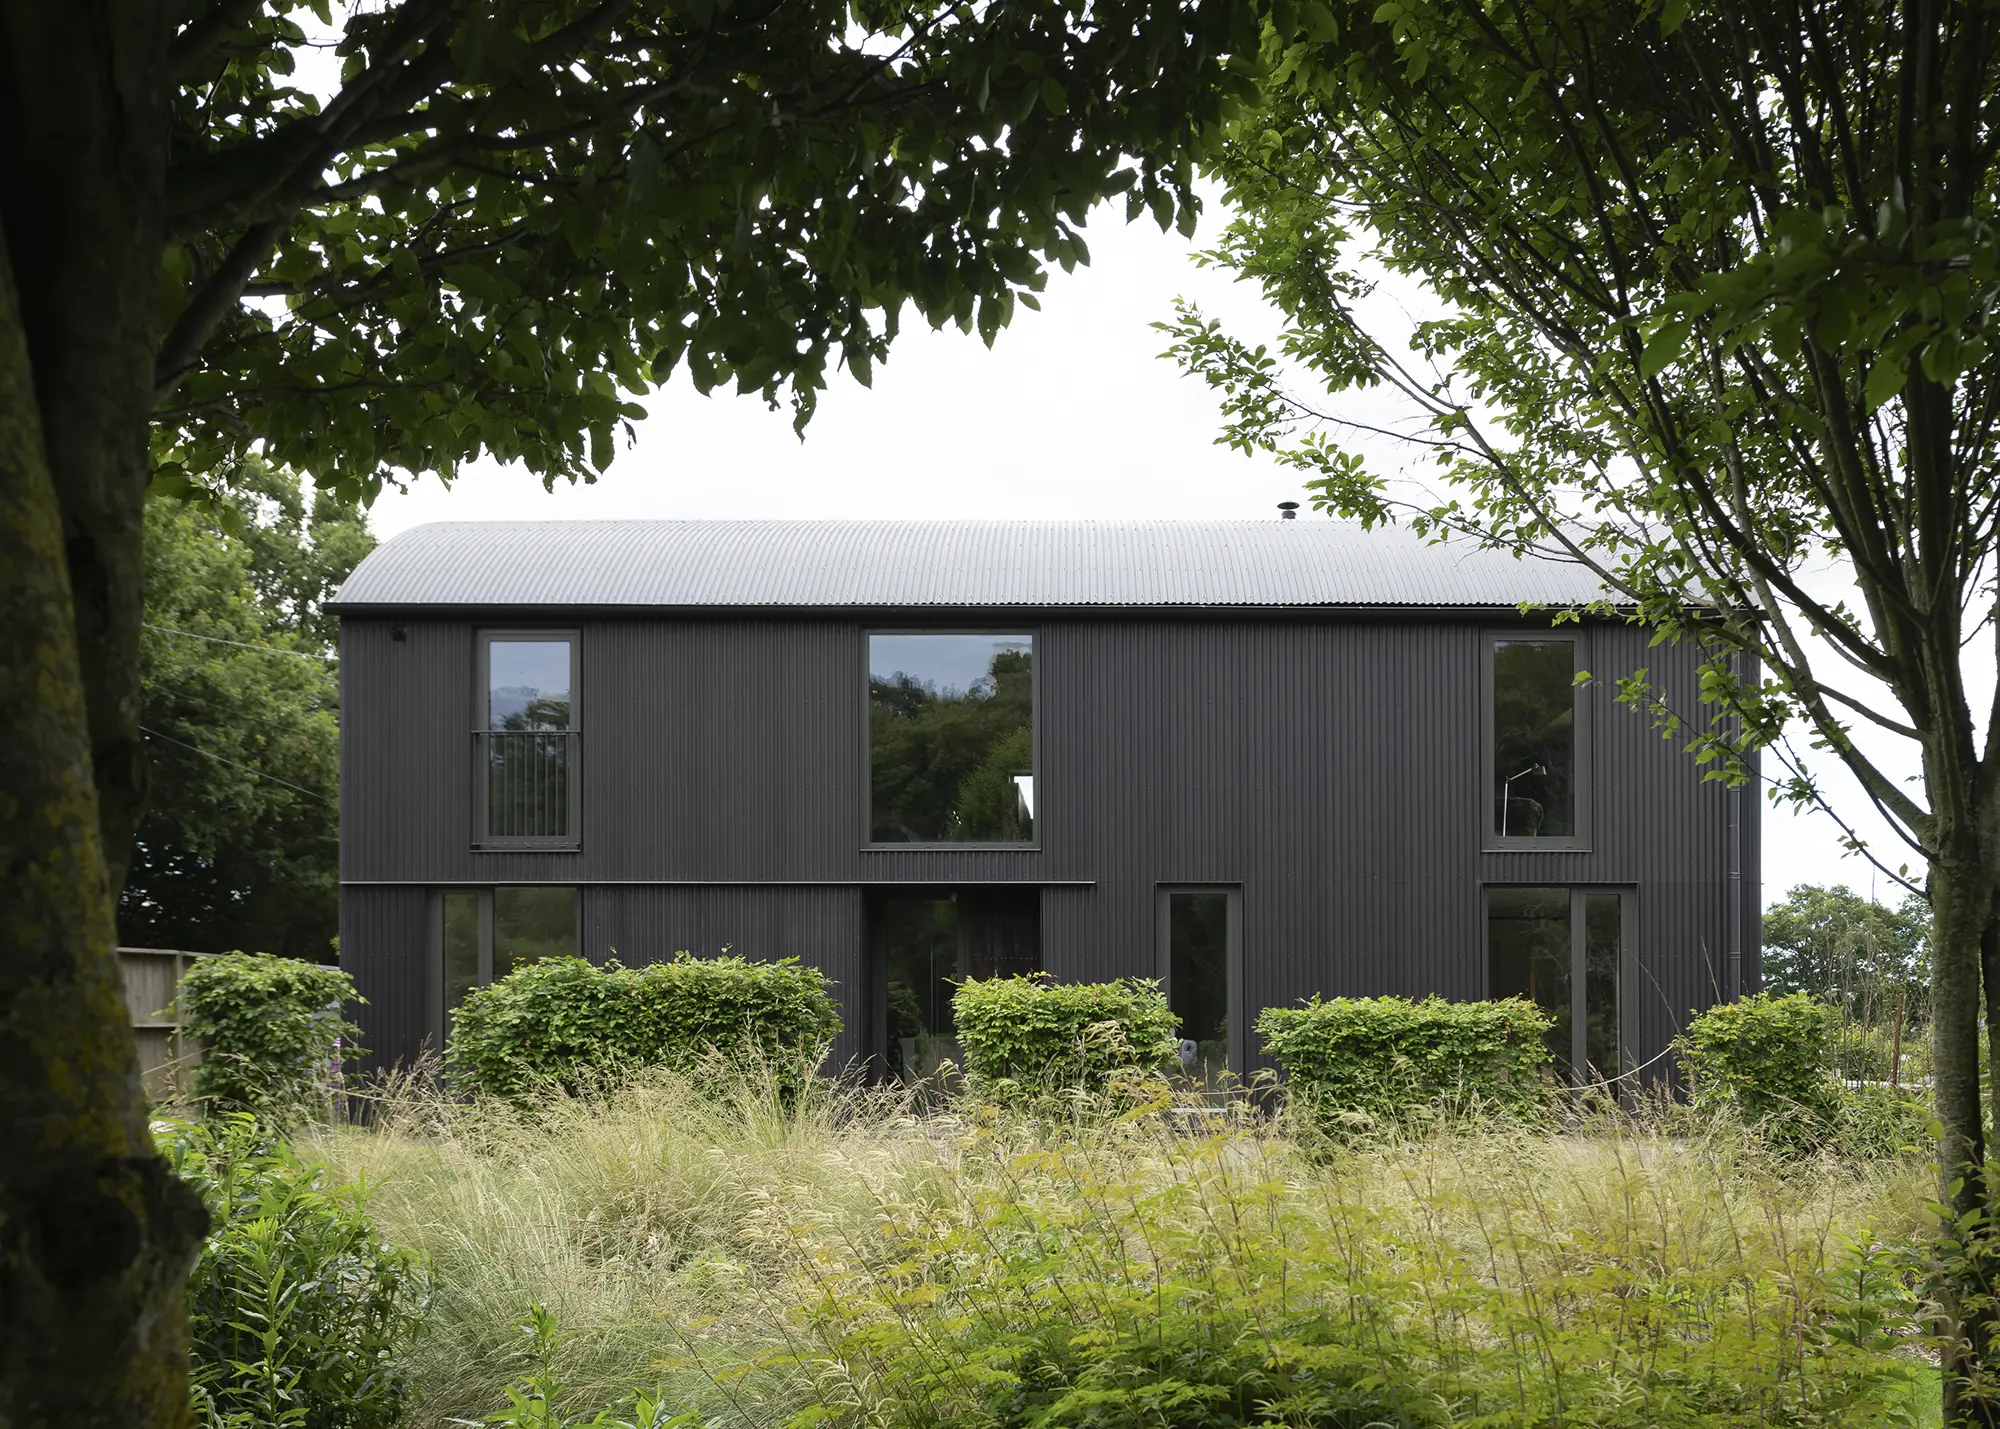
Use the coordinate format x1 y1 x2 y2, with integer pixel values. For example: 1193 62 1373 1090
331 519 1609 610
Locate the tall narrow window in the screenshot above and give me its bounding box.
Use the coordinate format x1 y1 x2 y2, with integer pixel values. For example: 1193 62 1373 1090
441 889 482 1039
1488 635 1584 845
868 633 1034 844
436 886 579 1043
1160 888 1237 1091
479 633 578 847
1487 885 1629 1084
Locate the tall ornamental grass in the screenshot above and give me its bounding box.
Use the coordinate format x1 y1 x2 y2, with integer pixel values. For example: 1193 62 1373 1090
310 1068 1938 1429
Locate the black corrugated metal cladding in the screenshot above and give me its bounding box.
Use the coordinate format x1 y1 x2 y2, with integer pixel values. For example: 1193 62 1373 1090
340 613 1753 1079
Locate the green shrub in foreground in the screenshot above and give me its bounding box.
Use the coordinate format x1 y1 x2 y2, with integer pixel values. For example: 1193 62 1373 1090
1258 994 1555 1127
759 1129 1931 1429
161 1115 423 1429
952 974 1177 1100
446 954 841 1101
1682 992 1842 1149
176 952 361 1121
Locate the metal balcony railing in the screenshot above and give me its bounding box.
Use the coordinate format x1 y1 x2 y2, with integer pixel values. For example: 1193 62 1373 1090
476 729 579 845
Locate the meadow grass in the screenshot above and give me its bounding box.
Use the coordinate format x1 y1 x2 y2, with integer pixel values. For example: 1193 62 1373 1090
308 1068 1942 1429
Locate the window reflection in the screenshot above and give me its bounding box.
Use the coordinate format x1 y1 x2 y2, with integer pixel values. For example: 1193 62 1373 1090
1488 885 1573 1075
482 636 575 843
493 886 578 980
1167 891 1231 1092
1492 639 1576 839
1488 885 1626 1085
869 634 1034 843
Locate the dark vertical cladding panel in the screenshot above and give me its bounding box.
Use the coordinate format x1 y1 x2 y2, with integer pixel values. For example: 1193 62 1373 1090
345 609 1742 1080
340 884 431 1073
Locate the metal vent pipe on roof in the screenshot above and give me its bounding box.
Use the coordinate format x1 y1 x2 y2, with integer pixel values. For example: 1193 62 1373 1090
1278 501 1299 520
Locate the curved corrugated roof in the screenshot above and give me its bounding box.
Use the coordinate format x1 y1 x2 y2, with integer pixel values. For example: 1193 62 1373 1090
331 519 1608 610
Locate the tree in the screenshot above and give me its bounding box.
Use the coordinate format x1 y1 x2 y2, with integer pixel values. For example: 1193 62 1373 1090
124 468 370 960
1763 883 1932 1023
0 3 1255 1424
1158 0 2000 1412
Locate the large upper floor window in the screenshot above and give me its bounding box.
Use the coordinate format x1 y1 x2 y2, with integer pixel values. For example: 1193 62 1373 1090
1486 632 1587 847
868 633 1034 844
477 632 578 848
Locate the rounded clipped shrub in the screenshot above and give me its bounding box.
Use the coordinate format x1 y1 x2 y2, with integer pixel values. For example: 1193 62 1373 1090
176 951 361 1122
161 1115 423 1429
952 973 1178 1100
446 953 841 1101
1257 994 1555 1128
1682 992 1844 1149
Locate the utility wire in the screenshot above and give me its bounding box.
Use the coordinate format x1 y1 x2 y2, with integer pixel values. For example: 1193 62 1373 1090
144 622 336 661
140 725 332 804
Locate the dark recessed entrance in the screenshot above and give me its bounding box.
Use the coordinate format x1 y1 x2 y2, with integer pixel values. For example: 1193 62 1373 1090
867 888 1041 1080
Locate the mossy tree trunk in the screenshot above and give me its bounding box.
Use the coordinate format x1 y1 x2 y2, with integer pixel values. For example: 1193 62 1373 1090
0 5 209 1426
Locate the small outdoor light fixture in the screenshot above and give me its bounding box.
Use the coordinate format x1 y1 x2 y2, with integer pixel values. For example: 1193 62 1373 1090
1277 501 1300 520
390 625 408 642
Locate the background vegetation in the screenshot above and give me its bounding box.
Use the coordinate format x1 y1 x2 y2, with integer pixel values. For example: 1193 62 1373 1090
126 468 372 961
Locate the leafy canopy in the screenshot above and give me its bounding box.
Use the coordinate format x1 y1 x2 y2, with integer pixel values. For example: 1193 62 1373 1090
1763 883 1931 1021
157 0 1265 502
1163 0 1999 887
124 465 371 959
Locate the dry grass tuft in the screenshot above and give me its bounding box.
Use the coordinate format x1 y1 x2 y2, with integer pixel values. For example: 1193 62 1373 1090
309 1070 1939 1429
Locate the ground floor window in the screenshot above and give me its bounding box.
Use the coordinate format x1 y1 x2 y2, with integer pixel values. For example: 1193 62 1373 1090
1158 886 1239 1091
435 885 579 1041
871 888 1039 1081
1486 885 1632 1084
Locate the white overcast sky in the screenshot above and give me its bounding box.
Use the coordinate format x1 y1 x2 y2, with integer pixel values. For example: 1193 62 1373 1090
357 196 1941 909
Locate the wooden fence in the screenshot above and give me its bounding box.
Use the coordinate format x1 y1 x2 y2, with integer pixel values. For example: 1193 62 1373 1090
119 946 207 1099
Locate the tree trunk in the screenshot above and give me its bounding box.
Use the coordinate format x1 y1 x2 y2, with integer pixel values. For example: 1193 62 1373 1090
1930 851 1999 1424
0 6 209 1428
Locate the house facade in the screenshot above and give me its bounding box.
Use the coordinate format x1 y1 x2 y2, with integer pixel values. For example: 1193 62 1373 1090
333 519 1760 1084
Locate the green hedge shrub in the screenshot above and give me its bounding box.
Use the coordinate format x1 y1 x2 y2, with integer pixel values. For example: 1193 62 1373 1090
1682 993 1845 1150
952 974 1178 1099
1257 995 1555 1127
176 952 361 1122
160 1116 423 1429
446 954 841 1101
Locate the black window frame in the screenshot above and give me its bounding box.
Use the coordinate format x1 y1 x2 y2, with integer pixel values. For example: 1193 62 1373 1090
861 627 1042 851
474 628 581 851
427 884 583 1047
1482 628 1591 852
1481 883 1637 1084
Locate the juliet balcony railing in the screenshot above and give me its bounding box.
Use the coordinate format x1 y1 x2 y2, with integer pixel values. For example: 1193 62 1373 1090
475 729 579 847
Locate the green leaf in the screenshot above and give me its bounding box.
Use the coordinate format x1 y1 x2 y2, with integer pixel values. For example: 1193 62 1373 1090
1639 317 1689 378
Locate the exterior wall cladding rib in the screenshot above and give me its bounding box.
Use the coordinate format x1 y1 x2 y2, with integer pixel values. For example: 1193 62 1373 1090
341 612 1759 1078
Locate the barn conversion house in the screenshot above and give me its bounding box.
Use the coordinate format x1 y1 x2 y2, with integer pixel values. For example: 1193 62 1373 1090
331 519 1759 1083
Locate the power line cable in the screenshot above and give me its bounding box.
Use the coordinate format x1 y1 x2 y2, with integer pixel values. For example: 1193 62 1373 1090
144 622 336 662
139 725 333 804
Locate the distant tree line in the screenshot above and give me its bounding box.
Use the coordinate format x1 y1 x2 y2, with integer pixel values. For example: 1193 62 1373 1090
121 467 372 961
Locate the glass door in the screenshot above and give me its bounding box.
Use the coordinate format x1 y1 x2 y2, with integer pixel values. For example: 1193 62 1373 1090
1486 886 1632 1086
1158 887 1240 1093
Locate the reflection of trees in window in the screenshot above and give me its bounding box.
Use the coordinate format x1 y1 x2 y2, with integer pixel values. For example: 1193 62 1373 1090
1492 640 1576 839
483 637 575 843
1488 885 1573 1073
1487 885 1625 1085
869 639 1033 843
493 885 577 979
